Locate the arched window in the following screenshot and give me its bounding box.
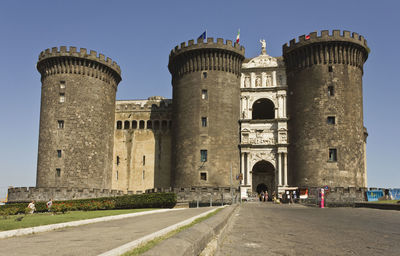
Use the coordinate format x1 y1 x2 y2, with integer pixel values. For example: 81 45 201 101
147 120 152 129
252 98 275 120
116 121 122 129
132 120 137 129
139 120 145 129
124 120 130 129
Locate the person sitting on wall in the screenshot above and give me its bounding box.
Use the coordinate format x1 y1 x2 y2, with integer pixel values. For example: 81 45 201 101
27 200 36 214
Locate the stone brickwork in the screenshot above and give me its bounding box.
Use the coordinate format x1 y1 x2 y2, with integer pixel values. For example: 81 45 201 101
36 46 122 189
7 187 124 203
168 38 245 188
283 30 369 188
301 187 367 205
112 97 172 192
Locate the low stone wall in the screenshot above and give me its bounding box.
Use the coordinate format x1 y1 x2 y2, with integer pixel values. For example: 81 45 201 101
7 187 125 203
299 187 367 206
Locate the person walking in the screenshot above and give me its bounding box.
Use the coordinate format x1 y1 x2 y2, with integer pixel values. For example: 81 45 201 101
27 200 36 214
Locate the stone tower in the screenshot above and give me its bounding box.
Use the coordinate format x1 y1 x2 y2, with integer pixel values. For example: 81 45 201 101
283 30 369 188
168 38 245 187
36 46 122 189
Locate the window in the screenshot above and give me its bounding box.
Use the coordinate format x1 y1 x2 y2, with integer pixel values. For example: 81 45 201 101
201 117 207 127
154 120 160 130
327 116 336 125
139 120 145 129
202 72 207 78
142 170 145 180
143 155 145 166
329 149 337 162
116 171 118 180
200 150 207 162
116 156 120 166
59 93 65 103
60 81 65 89
116 121 122 129
147 120 152 129
124 120 130 129
162 120 167 130
202 90 208 100
56 168 61 177
57 120 64 129
328 86 335 96
328 66 333 72
132 120 137 129
200 172 207 181
57 150 62 158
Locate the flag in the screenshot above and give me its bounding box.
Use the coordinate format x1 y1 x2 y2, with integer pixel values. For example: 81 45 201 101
236 29 240 43
198 30 207 40
305 34 310 40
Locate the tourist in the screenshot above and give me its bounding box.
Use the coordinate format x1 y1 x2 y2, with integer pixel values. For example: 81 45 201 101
27 200 36 214
260 191 264 201
264 191 268 202
46 199 53 211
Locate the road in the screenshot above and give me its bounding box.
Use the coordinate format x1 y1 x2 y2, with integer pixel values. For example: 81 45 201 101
216 202 400 256
0 207 215 256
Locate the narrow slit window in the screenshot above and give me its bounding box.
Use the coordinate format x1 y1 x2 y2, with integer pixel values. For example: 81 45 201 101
202 90 208 100
142 170 145 180
124 120 130 129
329 149 337 162
59 93 65 103
60 81 65 89
328 86 335 96
147 120 152 129
57 150 62 158
132 120 137 129
328 66 333 72
200 150 207 162
201 117 207 127
139 120 145 129
202 72 207 78
116 171 119 180
143 155 145 166
116 156 120 166
56 168 61 177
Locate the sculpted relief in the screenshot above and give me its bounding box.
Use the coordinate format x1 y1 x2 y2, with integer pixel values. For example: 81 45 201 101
241 129 276 145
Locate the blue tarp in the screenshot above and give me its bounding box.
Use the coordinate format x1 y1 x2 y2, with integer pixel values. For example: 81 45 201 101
366 190 384 201
389 189 400 200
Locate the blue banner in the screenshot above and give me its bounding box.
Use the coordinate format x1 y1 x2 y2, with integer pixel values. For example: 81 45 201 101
366 190 384 201
389 189 400 200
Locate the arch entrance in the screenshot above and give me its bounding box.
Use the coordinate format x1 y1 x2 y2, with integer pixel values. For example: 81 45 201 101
252 98 275 119
252 160 276 196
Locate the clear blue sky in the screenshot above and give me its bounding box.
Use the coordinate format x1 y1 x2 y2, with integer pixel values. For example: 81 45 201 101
0 0 399 197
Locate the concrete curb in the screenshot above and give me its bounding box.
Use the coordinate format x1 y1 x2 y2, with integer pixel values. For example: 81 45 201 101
0 208 184 239
98 206 224 256
142 204 238 256
355 202 400 211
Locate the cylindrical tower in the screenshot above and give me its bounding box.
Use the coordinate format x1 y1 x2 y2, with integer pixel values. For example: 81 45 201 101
36 46 122 189
283 30 369 188
168 38 245 187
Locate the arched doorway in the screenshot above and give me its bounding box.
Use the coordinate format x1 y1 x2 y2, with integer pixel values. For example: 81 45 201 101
252 160 275 197
252 98 275 119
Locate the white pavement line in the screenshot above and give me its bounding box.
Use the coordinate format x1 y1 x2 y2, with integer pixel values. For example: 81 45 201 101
98 206 223 256
0 208 185 239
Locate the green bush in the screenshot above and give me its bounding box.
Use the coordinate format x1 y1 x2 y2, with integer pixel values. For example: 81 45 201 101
0 193 176 216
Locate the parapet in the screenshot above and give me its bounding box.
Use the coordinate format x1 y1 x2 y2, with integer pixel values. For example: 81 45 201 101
169 37 245 58
283 30 369 54
38 46 121 77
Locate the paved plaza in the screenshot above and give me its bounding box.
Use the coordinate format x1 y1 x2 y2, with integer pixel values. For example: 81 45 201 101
216 202 400 256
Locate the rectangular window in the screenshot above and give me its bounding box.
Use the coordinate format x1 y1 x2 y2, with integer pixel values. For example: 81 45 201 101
116 156 120 166
202 90 208 100
202 72 207 78
60 81 65 89
59 93 65 103
116 171 119 180
56 168 61 177
142 170 145 180
200 150 207 162
327 116 336 125
328 86 335 96
200 172 207 181
143 155 145 166
58 120 64 129
57 150 62 158
201 117 207 127
329 149 337 162
328 66 333 72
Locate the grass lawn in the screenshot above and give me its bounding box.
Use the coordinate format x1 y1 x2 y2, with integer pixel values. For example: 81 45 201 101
367 200 400 204
0 208 156 231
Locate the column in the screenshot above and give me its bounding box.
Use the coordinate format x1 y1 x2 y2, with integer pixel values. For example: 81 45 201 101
284 153 288 186
278 153 282 186
261 72 266 87
278 96 283 118
283 95 287 118
272 71 277 87
250 72 255 88
247 153 252 187
240 153 245 186
240 74 245 88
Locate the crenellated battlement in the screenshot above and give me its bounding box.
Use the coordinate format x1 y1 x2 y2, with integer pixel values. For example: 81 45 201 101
38 46 121 75
169 37 245 57
116 97 172 112
283 30 369 54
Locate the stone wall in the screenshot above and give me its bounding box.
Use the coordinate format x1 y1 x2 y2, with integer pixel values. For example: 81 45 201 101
300 187 367 205
7 187 124 203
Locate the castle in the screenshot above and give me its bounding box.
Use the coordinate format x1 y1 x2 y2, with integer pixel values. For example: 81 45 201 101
8 30 369 202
